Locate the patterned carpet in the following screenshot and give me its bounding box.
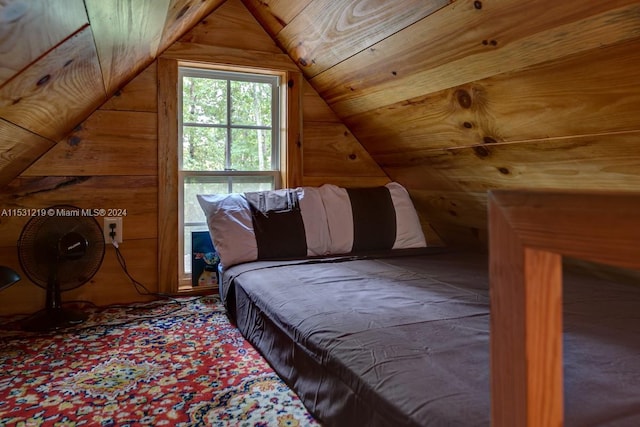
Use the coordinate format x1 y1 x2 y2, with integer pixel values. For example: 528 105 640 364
0 296 319 426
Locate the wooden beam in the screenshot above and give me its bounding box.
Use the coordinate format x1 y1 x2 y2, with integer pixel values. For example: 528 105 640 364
490 190 640 269
157 57 179 295
284 71 303 188
489 190 640 426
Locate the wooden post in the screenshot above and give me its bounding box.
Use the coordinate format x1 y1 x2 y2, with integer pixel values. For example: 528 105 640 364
490 198 563 426
489 189 640 427
157 58 179 295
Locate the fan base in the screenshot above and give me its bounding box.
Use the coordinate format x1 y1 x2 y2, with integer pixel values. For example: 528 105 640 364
23 307 88 332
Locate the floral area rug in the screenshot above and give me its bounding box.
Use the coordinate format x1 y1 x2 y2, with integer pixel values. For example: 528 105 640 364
0 296 320 426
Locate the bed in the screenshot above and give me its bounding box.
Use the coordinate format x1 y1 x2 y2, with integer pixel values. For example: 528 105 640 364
199 184 640 426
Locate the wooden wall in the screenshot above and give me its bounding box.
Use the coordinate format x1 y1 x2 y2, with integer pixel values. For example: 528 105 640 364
243 0 640 247
0 0 226 188
0 0 388 316
4 0 635 314
0 64 159 317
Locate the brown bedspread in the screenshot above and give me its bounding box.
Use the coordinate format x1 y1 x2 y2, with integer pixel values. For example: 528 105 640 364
221 250 640 426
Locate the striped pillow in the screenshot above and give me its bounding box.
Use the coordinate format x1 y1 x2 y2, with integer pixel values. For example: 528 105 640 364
198 182 425 268
197 187 331 268
319 182 426 254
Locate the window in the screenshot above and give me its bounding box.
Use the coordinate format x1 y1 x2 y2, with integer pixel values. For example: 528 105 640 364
178 67 281 288
158 58 301 295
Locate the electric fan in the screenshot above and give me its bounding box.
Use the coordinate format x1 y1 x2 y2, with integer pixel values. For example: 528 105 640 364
17 205 105 331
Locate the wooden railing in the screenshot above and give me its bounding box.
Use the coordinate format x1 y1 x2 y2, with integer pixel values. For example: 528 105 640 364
488 190 640 426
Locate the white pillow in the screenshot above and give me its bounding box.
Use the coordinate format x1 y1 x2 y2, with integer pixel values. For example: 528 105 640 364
197 193 257 268
385 182 427 249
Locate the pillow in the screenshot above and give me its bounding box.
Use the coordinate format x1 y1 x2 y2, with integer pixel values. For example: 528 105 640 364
385 182 427 249
198 187 331 268
296 186 332 256
244 188 307 260
319 182 426 254
198 182 425 267
197 193 257 268
316 183 353 254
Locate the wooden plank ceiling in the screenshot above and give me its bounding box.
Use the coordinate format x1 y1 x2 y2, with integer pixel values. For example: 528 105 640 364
1 0 639 247
0 0 225 187
243 0 640 245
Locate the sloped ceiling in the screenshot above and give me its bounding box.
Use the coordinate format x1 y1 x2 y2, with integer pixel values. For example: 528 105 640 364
245 0 639 129
244 0 640 244
1 0 639 246
0 0 225 186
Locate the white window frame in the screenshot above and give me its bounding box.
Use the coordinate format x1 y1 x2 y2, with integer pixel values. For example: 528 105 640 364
177 67 282 288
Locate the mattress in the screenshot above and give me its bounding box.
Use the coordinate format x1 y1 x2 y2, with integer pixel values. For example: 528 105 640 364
221 249 640 426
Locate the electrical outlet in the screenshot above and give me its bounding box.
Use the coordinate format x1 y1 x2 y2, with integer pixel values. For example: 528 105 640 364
103 217 123 243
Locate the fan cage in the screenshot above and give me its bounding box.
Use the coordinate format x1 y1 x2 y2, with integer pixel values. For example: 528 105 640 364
17 205 106 291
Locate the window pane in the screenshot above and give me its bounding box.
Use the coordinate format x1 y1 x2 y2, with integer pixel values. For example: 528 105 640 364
182 126 226 171
230 176 274 193
230 128 272 171
231 81 272 126
183 176 229 224
182 174 275 275
182 77 226 125
183 175 276 224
